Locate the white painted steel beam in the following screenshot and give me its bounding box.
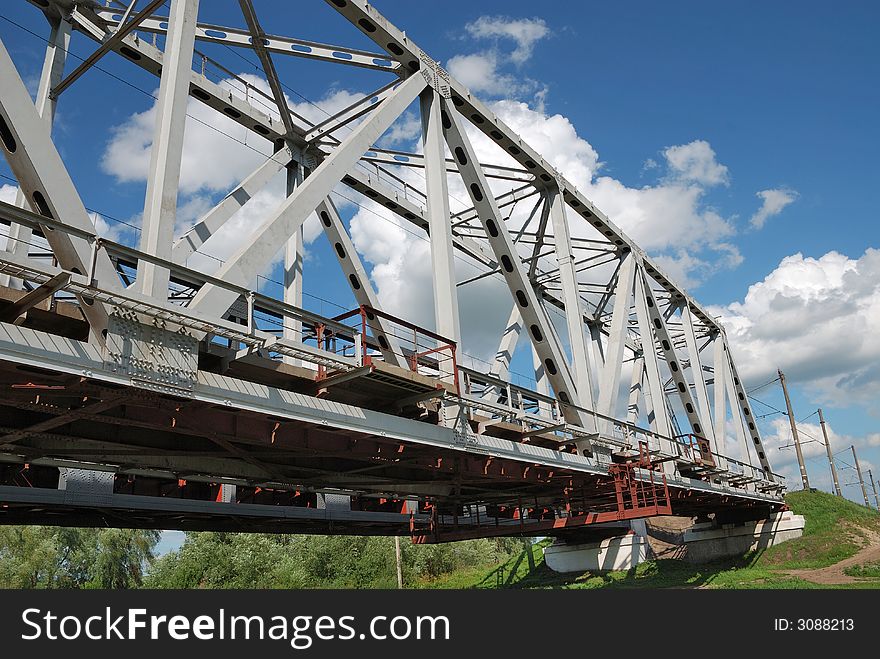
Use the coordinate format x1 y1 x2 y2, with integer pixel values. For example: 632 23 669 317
0 37 121 339
315 197 403 366
189 73 427 320
420 88 461 346
596 252 635 423
681 303 717 452
1 17 70 288
92 6 402 74
632 264 672 437
136 0 199 300
548 185 595 412
439 101 591 430
640 270 709 441
172 148 294 263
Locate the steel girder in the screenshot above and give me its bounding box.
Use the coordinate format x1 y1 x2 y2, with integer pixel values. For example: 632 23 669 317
0 0 781 506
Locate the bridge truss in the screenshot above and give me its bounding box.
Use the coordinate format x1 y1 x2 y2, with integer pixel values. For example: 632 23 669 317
0 0 784 541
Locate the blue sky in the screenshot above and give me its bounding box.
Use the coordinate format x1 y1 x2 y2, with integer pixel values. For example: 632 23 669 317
1 1 878 503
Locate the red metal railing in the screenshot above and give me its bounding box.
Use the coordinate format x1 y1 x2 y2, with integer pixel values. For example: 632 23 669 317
324 305 460 394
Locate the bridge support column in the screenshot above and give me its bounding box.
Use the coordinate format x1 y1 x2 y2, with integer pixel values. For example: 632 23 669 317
544 528 648 573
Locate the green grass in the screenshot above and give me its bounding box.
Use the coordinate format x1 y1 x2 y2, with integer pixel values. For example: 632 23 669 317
424 491 880 590
753 490 880 570
844 561 880 578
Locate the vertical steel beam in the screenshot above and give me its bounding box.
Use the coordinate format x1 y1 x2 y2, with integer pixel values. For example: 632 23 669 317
627 356 644 425
596 252 635 423
282 161 304 357
137 0 199 300
640 275 709 441
420 88 461 346
722 350 751 464
726 338 773 476
172 148 293 263
490 305 522 381
2 17 70 288
713 333 727 452
439 101 590 430
632 264 671 437
681 303 717 452
316 198 402 366
548 186 595 411
189 73 426 319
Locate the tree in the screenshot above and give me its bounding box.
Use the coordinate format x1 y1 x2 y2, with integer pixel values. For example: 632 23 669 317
0 526 159 589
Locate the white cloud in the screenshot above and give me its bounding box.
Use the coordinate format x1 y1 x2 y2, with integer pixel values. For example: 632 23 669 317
100 76 363 275
464 16 550 65
380 110 421 147
711 248 880 412
348 100 746 361
663 140 729 186
750 187 798 229
446 52 537 98
447 15 549 99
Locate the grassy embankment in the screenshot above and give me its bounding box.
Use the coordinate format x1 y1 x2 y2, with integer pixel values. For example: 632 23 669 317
415 490 880 589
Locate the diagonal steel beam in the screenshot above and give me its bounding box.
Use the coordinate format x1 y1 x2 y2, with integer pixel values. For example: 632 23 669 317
723 332 774 478
596 252 635 422
640 268 710 441
0 271 70 322
680 303 717 452
1 15 70 289
172 147 294 263
632 263 672 437
0 37 121 340
439 100 591 430
316 198 403 366
238 0 296 136
0 397 125 447
548 184 595 410
51 0 166 99
189 73 427 320
92 6 402 74
421 88 460 346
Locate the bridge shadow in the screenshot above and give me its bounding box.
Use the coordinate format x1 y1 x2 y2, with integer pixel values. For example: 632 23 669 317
473 543 769 590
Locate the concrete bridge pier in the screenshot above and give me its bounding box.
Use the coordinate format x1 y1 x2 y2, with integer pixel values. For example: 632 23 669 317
543 512 805 573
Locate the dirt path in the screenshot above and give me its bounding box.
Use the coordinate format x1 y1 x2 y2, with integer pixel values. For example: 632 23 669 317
784 529 880 585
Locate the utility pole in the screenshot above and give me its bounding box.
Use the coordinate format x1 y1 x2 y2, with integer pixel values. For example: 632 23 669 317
868 469 880 511
394 535 403 589
778 369 809 490
818 408 842 496
851 445 871 508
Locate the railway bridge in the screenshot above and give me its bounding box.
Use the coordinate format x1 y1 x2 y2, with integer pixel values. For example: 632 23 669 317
0 0 786 545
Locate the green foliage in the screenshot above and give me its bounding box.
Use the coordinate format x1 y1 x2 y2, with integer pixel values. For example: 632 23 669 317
843 561 880 578
0 526 159 589
145 533 515 589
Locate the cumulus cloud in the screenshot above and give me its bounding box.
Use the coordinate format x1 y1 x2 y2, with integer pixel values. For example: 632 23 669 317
760 416 879 497
447 15 549 99
750 187 798 229
100 75 364 273
663 140 729 186
464 16 550 64
711 248 880 412
348 97 748 360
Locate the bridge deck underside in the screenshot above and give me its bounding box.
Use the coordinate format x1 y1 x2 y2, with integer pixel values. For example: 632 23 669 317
0 348 783 538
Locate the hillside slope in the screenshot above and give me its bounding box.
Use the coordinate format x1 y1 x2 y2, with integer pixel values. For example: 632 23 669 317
419 491 880 589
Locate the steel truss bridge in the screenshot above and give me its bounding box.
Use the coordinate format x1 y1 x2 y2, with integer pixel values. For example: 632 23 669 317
0 0 785 542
